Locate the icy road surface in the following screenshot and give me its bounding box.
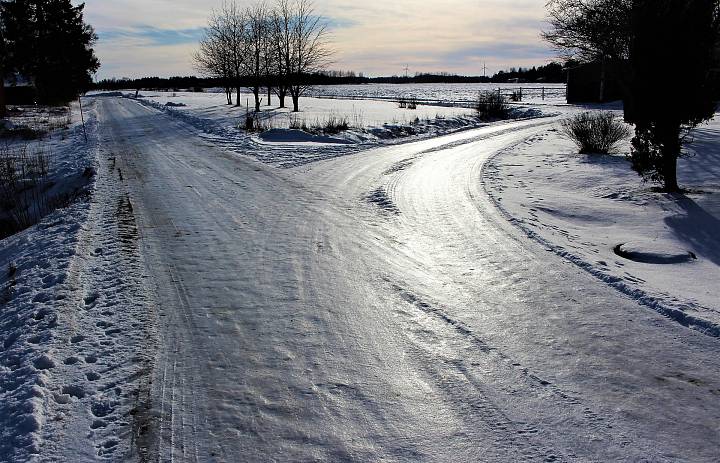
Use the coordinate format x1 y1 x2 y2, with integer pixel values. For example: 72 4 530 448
99 98 720 462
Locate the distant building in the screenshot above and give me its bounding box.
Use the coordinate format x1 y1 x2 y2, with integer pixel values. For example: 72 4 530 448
566 61 627 104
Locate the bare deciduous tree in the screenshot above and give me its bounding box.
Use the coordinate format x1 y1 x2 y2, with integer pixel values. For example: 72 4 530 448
194 0 332 115
194 25 233 105
269 0 292 108
542 0 631 101
542 0 631 62
242 2 270 111
274 0 332 112
194 3 247 106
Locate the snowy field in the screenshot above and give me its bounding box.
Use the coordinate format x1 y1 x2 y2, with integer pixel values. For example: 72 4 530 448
305 83 568 105
138 89 477 128
485 115 720 335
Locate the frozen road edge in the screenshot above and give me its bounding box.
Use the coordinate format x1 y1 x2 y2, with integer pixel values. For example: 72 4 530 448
482 141 720 339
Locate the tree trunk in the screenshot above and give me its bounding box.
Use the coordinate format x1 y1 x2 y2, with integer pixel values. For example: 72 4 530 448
0 65 6 118
291 88 299 112
663 153 679 192
278 88 286 108
599 57 606 103
661 122 681 192
0 78 6 119
236 86 241 106
253 86 261 112
267 86 272 106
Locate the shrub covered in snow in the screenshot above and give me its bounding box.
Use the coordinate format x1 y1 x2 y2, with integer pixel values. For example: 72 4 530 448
561 111 630 154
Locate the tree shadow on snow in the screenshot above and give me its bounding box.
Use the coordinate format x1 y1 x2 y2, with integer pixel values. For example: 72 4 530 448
680 126 720 184
665 194 720 266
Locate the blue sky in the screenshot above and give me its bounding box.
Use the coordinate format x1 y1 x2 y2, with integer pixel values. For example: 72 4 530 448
80 0 557 79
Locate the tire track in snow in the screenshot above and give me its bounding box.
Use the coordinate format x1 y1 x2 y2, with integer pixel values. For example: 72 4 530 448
353 124 667 460
386 280 640 462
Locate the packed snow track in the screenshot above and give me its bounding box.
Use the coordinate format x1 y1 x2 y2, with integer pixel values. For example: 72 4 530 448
97 97 720 462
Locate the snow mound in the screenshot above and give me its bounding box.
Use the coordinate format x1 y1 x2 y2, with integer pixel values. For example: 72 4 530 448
614 241 697 264
257 128 352 145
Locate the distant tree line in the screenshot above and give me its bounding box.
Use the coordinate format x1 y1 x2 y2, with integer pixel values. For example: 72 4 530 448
93 62 570 95
0 0 99 116
491 62 569 83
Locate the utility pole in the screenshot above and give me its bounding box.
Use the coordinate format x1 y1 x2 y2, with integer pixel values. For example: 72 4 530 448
482 62 488 78
403 64 409 79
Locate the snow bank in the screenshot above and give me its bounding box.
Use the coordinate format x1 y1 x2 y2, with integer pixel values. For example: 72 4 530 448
484 117 720 337
0 102 98 461
258 128 352 144
1 99 159 461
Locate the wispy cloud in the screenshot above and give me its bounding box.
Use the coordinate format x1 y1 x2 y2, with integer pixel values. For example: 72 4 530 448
99 26 205 47
80 0 556 79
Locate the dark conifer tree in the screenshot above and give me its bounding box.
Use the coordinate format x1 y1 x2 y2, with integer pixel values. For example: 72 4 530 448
1 0 99 106
0 2 6 118
625 0 720 192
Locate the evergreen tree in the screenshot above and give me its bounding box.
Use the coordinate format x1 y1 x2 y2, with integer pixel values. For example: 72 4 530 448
0 2 6 117
625 0 720 192
1 0 99 106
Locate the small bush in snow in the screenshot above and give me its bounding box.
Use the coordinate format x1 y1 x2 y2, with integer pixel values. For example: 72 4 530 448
561 112 631 154
289 116 309 131
323 115 349 134
0 144 52 238
476 91 510 120
0 125 46 140
244 114 255 131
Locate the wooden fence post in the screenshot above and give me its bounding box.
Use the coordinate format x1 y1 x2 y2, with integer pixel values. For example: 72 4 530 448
79 96 87 143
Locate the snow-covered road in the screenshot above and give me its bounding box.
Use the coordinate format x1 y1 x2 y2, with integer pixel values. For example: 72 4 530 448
99 97 720 462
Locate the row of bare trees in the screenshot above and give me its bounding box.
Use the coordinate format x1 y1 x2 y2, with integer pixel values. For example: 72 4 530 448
194 0 331 113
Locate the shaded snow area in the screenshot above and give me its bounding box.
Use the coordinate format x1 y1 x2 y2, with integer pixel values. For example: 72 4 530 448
0 102 157 462
107 90 544 168
484 115 720 337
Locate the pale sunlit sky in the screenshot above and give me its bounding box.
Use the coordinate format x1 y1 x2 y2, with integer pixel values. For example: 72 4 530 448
80 0 556 79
